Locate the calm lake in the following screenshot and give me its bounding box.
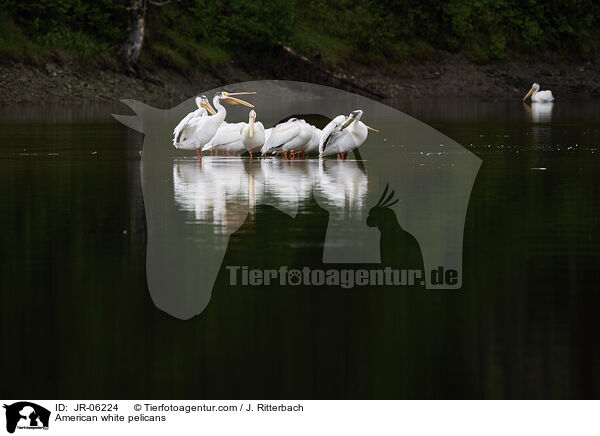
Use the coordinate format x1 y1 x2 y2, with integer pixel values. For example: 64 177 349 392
1 98 599 398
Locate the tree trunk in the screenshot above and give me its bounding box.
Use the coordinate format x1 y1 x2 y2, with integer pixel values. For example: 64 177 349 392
120 0 147 74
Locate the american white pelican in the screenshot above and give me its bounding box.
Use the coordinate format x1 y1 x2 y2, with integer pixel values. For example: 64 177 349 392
523 83 554 102
241 110 267 158
202 121 246 155
174 91 255 158
304 125 323 156
319 109 378 159
261 118 314 158
173 95 211 145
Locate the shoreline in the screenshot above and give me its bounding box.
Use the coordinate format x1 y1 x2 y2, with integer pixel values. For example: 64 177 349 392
1 56 598 107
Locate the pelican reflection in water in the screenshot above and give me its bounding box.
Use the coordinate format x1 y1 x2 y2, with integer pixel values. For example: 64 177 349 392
524 101 554 123
315 159 368 220
172 157 369 232
173 157 257 234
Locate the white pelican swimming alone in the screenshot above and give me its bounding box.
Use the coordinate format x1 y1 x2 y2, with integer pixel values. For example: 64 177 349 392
174 91 255 158
319 109 378 159
241 110 268 158
523 83 554 103
173 95 212 145
261 118 314 158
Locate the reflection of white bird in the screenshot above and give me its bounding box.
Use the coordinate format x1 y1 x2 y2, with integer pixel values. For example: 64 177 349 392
242 110 268 158
319 109 378 158
172 95 210 145
524 101 554 123
523 82 554 102
173 156 370 230
174 91 255 159
259 159 315 205
173 158 259 233
261 118 314 157
314 159 368 219
202 121 246 155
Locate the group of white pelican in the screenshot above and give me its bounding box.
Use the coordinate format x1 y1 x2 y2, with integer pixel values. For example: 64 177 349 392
172 91 378 160
171 83 551 160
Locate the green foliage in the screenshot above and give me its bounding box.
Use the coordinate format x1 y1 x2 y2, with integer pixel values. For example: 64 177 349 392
0 0 127 41
0 0 598 67
0 10 42 59
40 29 109 58
219 0 295 46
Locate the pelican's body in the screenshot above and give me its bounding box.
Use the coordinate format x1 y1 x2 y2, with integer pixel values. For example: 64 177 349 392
174 91 255 158
261 118 314 156
174 115 218 153
304 126 323 155
173 96 209 145
319 110 376 158
203 122 246 154
523 83 554 103
242 110 267 156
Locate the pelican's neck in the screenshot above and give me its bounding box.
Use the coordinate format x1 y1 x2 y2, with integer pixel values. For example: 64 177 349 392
350 113 363 132
349 117 364 135
248 116 255 138
213 96 227 122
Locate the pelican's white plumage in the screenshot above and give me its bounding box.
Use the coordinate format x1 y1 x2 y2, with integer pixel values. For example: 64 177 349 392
242 110 266 156
523 82 554 102
319 110 376 157
202 122 246 154
173 96 209 145
174 91 255 158
261 118 314 155
318 115 346 155
304 125 323 155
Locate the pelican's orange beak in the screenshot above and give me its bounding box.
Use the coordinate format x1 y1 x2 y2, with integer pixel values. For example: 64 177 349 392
222 92 256 107
523 87 535 102
340 117 355 130
201 101 217 115
226 92 256 96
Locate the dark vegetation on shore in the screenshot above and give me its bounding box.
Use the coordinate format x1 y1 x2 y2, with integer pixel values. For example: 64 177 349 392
1 0 598 71
0 1 599 105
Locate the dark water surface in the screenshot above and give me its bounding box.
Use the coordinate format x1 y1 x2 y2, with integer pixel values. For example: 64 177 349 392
1 99 599 398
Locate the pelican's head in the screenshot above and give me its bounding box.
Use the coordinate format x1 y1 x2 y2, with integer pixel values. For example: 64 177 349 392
340 110 362 130
215 91 256 107
340 109 378 132
248 109 257 138
196 95 216 115
523 83 540 102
